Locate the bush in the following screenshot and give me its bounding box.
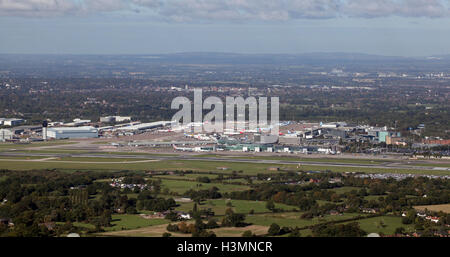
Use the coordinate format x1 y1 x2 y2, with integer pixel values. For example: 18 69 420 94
268 223 280 236
196 177 211 183
166 224 179 232
242 230 254 237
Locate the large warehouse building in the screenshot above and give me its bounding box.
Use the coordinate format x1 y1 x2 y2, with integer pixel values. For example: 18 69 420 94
116 121 171 132
47 126 98 139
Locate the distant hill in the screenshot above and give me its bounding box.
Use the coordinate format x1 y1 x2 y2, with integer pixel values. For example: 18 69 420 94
0 52 449 78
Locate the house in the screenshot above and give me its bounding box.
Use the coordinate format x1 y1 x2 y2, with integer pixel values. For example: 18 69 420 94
361 208 378 214
179 213 191 220
329 178 342 184
0 218 13 227
425 216 440 223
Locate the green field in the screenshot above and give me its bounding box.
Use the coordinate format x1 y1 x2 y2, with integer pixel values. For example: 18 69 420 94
0 158 296 173
364 195 387 201
56 157 154 162
158 179 251 194
0 155 51 160
175 199 297 215
410 163 450 168
327 186 362 194
230 155 391 165
0 141 75 150
245 212 365 228
153 173 220 181
105 214 169 231
345 216 415 235
0 152 448 176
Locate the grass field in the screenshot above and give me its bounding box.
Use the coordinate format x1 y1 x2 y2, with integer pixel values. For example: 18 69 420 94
158 179 251 194
175 199 297 215
0 155 50 160
0 155 448 176
152 173 220 181
230 155 391 165
0 146 449 177
104 214 169 232
414 204 450 214
409 163 450 168
347 216 415 235
364 195 387 201
0 141 75 150
327 186 362 194
56 157 155 162
0 158 297 173
210 225 269 237
245 212 365 228
99 222 192 237
97 214 410 237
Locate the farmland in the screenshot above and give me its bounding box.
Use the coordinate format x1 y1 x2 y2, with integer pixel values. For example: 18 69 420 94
174 199 297 215
0 143 448 238
414 204 450 214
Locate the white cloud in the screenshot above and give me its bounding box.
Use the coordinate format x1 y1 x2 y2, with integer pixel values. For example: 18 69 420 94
0 0 79 17
343 0 449 18
0 0 449 20
85 0 129 12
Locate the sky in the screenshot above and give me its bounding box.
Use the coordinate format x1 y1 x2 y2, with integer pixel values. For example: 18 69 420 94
1 0 450 56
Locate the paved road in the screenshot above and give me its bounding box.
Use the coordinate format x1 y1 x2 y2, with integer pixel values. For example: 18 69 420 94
0 151 448 171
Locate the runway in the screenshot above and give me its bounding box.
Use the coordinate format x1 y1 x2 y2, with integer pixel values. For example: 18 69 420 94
0 151 448 172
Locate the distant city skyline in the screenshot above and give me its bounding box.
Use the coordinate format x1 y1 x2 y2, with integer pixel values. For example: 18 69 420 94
1 0 450 56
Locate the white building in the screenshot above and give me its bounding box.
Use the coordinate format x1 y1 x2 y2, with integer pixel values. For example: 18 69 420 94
100 116 115 123
0 129 14 141
69 119 91 126
47 126 98 139
115 116 131 122
1 118 24 126
116 121 171 132
100 116 131 123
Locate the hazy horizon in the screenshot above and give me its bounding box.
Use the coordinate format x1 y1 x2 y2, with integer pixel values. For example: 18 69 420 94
1 1 450 57
0 51 448 59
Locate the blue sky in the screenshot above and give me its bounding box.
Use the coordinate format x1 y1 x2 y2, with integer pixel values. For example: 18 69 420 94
1 0 450 56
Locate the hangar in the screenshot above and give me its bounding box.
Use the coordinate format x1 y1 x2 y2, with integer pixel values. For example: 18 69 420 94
47 126 98 139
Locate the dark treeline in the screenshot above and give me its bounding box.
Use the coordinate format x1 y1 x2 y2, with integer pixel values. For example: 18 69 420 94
0 169 175 237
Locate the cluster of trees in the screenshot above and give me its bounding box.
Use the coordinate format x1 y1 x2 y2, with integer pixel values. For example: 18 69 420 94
122 175 146 185
166 219 218 237
400 209 450 236
0 169 176 236
165 207 247 237
311 222 367 237
196 177 211 183
136 191 176 212
266 223 298 236
0 173 116 235
221 208 247 227
226 173 450 220
185 187 222 203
